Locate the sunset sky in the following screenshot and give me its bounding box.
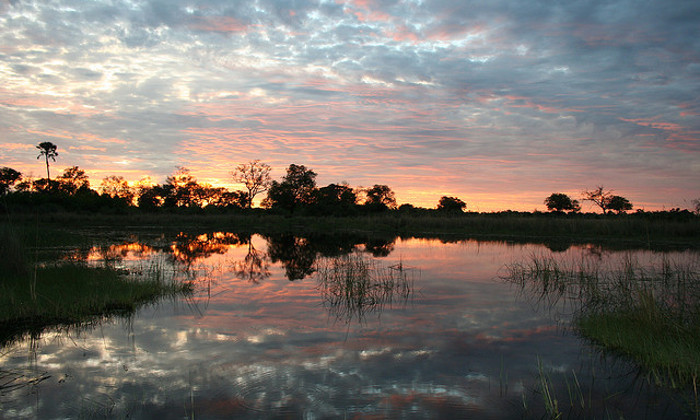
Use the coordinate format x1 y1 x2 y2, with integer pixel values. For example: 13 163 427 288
1 0 698 211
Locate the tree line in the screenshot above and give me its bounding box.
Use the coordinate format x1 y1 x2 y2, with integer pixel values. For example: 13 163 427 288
0 142 469 215
1 141 698 216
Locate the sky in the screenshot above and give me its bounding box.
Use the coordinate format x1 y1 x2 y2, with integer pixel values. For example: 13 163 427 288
0 0 698 211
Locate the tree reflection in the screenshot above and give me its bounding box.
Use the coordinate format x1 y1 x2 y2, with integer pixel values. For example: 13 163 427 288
169 232 248 269
232 240 270 283
265 234 317 281
363 237 396 257
264 234 400 281
95 242 156 267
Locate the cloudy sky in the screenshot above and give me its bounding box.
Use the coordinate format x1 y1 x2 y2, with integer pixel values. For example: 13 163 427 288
1 0 698 211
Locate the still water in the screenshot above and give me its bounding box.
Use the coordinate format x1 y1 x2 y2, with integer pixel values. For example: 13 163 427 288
1 232 697 419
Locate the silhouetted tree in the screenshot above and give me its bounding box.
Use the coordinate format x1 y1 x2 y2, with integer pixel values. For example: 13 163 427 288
57 166 90 195
582 186 614 214
212 190 248 209
437 196 467 213
314 183 357 215
36 142 58 180
164 167 200 208
607 195 633 213
544 193 580 213
232 160 272 208
101 176 134 204
362 184 397 212
264 164 317 212
137 184 169 211
0 167 22 195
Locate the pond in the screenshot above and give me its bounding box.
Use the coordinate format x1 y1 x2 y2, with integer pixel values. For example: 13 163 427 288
1 231 698 419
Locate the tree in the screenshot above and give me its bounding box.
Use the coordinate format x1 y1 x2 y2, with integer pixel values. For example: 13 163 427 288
582 186 614 214
582 186 632 214
437 196 467 213
362 184 397 212
137 184 169 211
607 195 633 213
101 176 135 204
0 167 22 195
57 166 90 195
314 183 357 215
693 198 700 216
164 167 200 208
36 142 58 180
213 190 248 209
232 160 272 208
265 164 317 212
544 193 580 213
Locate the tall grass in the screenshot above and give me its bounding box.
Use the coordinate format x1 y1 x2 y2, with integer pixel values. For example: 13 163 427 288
0 224 28 277
315 252 415 324
503 253 700 388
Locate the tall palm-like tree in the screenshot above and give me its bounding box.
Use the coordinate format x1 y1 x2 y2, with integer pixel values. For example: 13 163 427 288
36 142 58 180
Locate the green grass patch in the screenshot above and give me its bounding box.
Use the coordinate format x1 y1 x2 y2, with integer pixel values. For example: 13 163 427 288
578 306 700 387
0 223 193 346
504 253 700 388
0 262 193 344
0 262 193 345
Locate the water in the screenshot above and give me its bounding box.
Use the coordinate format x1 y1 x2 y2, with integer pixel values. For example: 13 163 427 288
1 232 697 419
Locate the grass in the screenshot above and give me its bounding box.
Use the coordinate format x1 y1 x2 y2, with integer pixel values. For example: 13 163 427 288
315 252 415 324
0 225 194 346
5 211 700 249
503 253 700 389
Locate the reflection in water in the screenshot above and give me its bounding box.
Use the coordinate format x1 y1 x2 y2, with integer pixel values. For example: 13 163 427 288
265 234 318 280
232 240 270 283
315 253 416 324
362 237 396 257
3 235 698 418
170 231 248 269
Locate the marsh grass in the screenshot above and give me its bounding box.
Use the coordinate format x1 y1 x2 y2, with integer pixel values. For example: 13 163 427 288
0 263 193 344
504 252 700 389
6 212 700 248
315 253 416 323
0 225 193 347
0 224 28 277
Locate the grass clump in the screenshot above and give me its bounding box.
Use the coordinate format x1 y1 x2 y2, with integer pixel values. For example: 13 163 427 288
504 253 700 388
578 305 700 387
315 252 415 323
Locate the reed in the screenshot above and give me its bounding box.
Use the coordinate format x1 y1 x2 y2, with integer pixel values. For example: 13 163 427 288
315 252 415 323
504 253 700 388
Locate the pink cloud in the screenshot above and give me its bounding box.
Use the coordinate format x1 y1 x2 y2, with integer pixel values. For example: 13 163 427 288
619 117 684 131
0 143 34 151
385 24 420 42
27 129 127 144
187 16 249 33
502 95 581 114
69 145 107 152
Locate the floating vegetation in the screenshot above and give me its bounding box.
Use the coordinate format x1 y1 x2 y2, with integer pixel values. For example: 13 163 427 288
315 253 417 324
